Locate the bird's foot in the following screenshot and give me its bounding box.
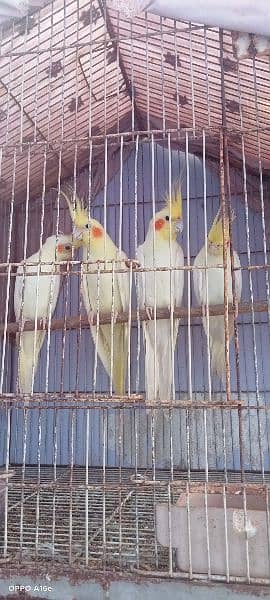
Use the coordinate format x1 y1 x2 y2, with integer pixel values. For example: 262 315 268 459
145 306 153 321
23 397 30 409
167 304 176 318
18 316 26 333
88 310 96 326
112 309 119 325
125 259 141 270
39 317 48 330
201 304 208 318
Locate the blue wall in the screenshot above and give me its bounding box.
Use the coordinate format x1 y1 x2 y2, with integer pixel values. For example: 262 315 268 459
1 142 269 471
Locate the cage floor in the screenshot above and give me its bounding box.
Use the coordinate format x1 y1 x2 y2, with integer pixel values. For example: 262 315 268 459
0 466 269 570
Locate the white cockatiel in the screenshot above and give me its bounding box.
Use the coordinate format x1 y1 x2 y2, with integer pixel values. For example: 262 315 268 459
137 184 184 406
193 209 242 382
14 234 72 393
64 192 130 395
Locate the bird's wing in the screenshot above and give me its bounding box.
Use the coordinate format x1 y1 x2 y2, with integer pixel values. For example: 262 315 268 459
14 248 40 321
172 243 184 345
81 271 115 390
14 265 24 321
116 249 130 312
136 244 146 309
81 251 129 395
17 330 46 393
81 271 92 315
14 245 60 322
233 250 242 301
174 243 185 307
90 321 127 395
113 249 129 393
193 247 205 305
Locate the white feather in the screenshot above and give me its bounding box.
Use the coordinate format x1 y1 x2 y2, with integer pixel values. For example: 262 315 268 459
254 35 270 54
14 234 71 393
81 243 130 394
193 245 242 382
137 231 184 404
234 32 251 59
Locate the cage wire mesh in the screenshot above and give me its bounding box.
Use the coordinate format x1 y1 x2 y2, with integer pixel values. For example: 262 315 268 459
0 0 270 585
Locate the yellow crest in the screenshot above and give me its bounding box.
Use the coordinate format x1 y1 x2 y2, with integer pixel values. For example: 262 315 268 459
164 180 182 219
60 186 89 227
208 208 235 245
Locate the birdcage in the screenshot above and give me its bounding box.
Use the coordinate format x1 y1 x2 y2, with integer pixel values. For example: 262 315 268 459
0 0 270 594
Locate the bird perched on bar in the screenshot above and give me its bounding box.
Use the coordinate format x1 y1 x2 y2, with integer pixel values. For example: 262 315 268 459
193 208 242 383
137 182 184 406
64 191 130 395
14 234 72 393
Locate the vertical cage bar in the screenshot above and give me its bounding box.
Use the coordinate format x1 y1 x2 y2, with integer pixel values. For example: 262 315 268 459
68 406 75 564
3 403 11 558
185 132 192 401
219 29 232 403
0 148 16 393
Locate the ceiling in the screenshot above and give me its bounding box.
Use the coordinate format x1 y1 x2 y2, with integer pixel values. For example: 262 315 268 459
0 0 269 205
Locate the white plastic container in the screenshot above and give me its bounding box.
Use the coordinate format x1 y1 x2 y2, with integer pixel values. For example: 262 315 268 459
156 492 270 578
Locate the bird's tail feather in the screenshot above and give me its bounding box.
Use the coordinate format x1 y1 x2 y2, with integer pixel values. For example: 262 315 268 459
16 330 45 393
112 323 128 395
91 323 128 395
203 315 234 383
211 339 226 382
143 323 158 403
143 319 179 404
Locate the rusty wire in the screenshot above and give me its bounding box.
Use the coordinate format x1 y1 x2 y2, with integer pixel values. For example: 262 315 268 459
0 0 270 585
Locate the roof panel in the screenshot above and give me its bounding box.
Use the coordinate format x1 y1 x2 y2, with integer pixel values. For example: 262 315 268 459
0 0 269 204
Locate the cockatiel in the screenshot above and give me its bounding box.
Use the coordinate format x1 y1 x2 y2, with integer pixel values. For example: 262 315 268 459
14 235 72 393
193 209 242 382
137 183 184 405
64 192 129 395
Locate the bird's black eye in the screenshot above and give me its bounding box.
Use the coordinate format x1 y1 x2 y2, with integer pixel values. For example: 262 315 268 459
65 244 71 251
85 223 89 229
165 215 170 221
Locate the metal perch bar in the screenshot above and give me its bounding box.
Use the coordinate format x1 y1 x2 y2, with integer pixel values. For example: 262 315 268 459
0 301 268 335
1 480 269 494
0 393 246 409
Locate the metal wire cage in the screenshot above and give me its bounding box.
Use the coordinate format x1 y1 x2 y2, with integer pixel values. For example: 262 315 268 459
0 0 270 587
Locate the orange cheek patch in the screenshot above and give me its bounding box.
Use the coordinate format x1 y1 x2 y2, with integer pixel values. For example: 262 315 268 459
155 218 165 231
57 244 64 253
92 226 103 238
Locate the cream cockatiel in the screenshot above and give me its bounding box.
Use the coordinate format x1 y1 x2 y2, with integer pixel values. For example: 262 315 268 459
64 192 129 395
137 184 184 405
14 234 73 393
193 209 242 382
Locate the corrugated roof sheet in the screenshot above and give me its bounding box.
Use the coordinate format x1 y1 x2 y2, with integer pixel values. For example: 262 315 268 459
0 0 269 204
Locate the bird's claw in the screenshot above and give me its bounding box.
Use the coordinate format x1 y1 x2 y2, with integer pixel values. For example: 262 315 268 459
88 310 96 326
202 304 208 318
18 316 26 332
39 317 48 330
112 309 119 325
125 259 141 270
145 306 153 320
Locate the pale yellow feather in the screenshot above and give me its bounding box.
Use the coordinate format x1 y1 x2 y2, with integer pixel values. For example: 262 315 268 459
64 190 129 395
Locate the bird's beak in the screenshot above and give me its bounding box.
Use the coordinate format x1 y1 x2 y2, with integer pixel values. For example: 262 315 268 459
72 239 83 249
72 227 83 248
174 219 183 233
